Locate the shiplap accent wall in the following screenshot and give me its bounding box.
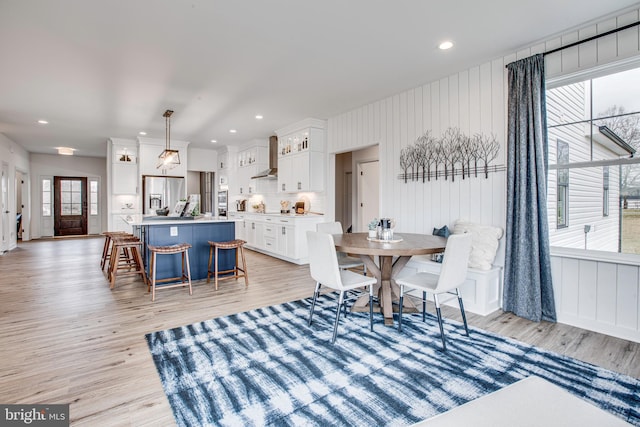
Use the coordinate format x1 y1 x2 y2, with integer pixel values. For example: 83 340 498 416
327 6 640 341
328 62 508 250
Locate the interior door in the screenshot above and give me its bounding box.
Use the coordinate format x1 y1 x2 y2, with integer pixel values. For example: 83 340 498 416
358 160 379 232
1 162 9 251
54 177 87 236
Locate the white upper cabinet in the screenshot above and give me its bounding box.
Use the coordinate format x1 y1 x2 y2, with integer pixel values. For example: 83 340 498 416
234 140 268 195
110 139 138 194
276 119 326 193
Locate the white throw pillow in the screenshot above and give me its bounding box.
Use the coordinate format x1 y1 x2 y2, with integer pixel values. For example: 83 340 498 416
452 220 504 270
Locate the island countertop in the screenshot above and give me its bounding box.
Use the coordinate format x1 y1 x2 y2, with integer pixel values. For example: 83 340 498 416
123 214 238 226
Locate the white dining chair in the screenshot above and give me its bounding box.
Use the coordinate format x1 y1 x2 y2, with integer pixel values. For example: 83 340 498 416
316 221 366 274
306 231 377 343
396 233 473 351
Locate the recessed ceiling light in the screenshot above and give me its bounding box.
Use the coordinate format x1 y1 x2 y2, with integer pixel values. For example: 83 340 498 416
38 120 48 124
255 115 263 120
56 147 75 156
229 129 237 133
210 139 217 143
439 41 454 50
139 131 147 135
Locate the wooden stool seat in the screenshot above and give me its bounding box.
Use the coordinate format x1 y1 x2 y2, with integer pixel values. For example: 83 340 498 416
207 239 248 290
147 243 193 301
107 235 147 289
100 231 132 270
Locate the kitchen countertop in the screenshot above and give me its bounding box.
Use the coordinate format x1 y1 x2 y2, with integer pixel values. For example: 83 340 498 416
228 211 324 218
122 214 238 226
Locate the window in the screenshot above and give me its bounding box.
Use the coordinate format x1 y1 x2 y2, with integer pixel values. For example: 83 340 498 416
42 178 51 217
603 166 609 217
557 140 569 228
60 179 82 215
90 180 98 215
547 64 640 254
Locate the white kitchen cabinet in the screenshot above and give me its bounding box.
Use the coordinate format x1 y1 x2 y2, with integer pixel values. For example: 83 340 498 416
219 149 230 170
241 213 323 264
228 212 246 240
111 143 138 194
276 221 296 259
112 163 138 194
234 142 268 195
278 151 324 193
245 218 258 247
276 120 326 193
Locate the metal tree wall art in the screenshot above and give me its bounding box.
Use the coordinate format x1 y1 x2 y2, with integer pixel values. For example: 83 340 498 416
397 127 503 182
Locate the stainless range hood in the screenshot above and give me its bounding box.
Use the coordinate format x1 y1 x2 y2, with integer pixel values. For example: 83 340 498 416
251 135 278 179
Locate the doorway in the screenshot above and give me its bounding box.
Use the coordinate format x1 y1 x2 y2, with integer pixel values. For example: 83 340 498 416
334 146 379 232
15 170 25 241
54 177 88 236
357 160 379 232
1 162 8 252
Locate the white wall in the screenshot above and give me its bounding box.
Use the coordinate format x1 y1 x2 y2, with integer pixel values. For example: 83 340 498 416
326 6 640 341
188 147 218 172
0 133 30 249
328 58 508 261
29 153 107 239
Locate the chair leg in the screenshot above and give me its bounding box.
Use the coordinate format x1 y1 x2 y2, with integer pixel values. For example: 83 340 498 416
456 288 469 336
398 286 404 332
239 246 248 286
151 252 157 302
206 245 213 284
369 285 374 332
434 295 447 351
331 291 344 344
308 282 321 326
184 250 193 296
422 290 427 322
214 246 219 290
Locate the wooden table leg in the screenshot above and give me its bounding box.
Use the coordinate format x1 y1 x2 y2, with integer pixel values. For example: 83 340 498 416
351 255 418 326
378 256 395 325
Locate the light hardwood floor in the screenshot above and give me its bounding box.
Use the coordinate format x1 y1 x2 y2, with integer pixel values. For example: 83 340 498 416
0 237 638 426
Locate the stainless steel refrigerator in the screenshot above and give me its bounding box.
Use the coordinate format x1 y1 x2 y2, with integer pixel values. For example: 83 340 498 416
142 175 186 215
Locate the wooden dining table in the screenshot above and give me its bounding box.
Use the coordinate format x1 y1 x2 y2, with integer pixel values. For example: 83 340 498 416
333 232 447 326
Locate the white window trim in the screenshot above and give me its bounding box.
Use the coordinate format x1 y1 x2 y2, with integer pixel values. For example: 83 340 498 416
546 56 640 262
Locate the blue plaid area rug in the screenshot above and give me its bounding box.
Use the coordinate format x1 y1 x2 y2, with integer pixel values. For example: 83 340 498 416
146 295 640 426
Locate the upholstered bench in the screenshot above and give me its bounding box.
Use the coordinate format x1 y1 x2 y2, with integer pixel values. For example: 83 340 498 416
401 219 504 316
402 256 501 315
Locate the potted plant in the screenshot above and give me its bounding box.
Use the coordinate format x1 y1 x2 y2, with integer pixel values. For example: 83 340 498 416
368 218 378 238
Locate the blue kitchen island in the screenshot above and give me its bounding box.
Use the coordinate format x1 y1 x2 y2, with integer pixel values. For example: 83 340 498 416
126 215 238 282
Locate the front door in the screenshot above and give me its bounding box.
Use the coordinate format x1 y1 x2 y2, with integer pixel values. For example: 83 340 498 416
54 177 87 236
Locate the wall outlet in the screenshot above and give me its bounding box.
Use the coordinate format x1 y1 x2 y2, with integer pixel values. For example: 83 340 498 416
170 226 178 236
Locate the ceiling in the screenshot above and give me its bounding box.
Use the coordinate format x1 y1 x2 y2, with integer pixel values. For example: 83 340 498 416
1 1 638 158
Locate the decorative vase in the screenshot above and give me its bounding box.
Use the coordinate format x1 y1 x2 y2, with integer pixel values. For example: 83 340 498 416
368 230 376 238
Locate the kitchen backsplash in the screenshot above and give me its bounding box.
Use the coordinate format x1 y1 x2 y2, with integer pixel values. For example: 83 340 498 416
231 191 325 215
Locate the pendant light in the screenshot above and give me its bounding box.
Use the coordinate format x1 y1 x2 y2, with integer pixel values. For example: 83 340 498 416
157 109 180 169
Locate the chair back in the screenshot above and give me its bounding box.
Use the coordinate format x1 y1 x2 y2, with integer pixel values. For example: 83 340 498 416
435 233 472 293
316 221 344 235
306 231 345 290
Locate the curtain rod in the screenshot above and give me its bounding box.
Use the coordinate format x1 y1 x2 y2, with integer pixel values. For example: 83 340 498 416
543 20 640 56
